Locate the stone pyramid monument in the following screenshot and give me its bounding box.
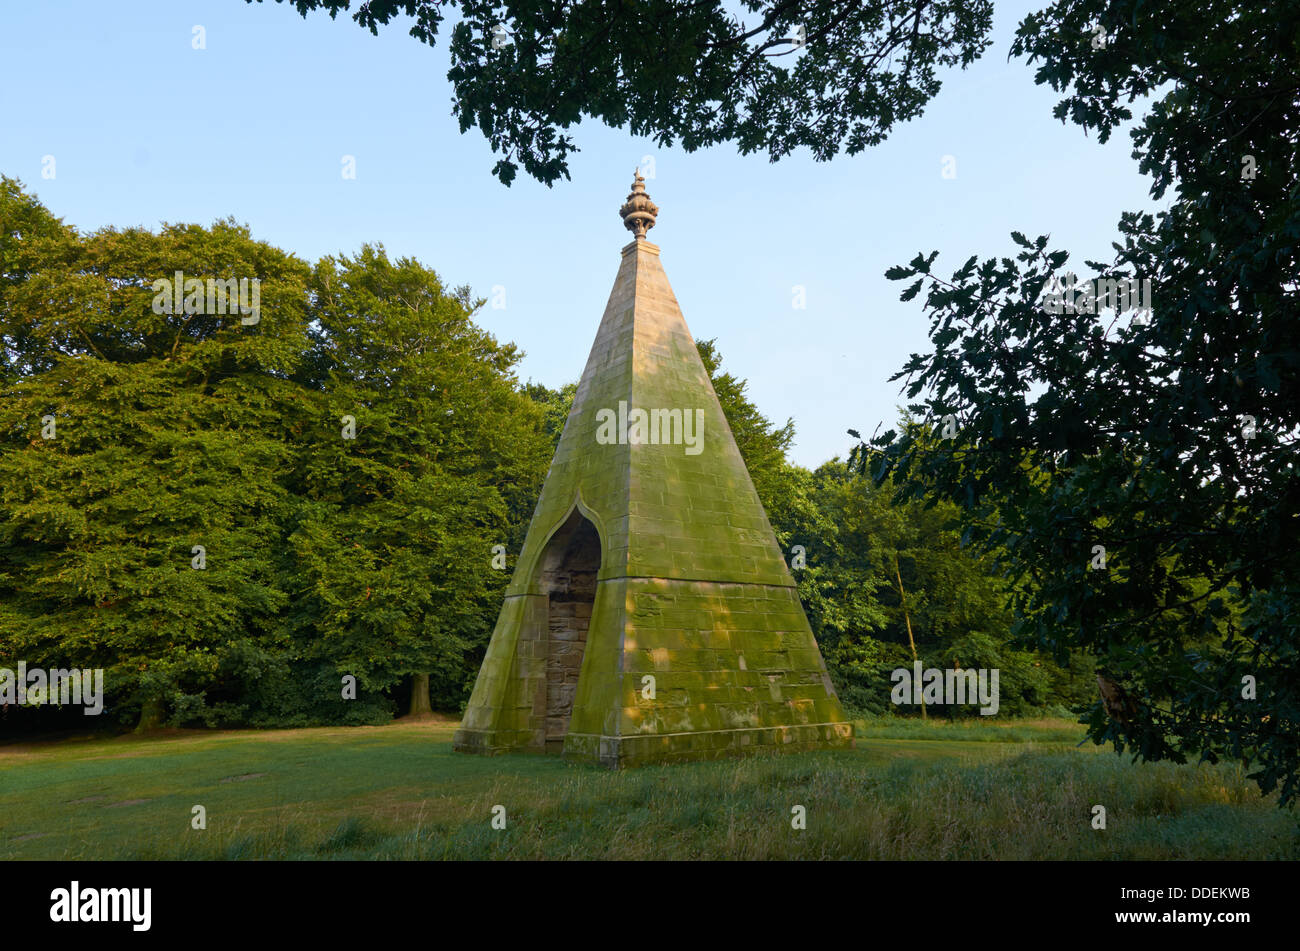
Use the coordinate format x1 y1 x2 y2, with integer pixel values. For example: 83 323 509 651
453 174 853 766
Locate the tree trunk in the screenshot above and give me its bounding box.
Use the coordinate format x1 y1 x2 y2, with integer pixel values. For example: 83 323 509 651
894 552 925 720
407 673 434 718
134 696 164 733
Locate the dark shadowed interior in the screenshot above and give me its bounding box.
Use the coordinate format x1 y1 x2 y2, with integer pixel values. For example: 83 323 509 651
537 509 601 752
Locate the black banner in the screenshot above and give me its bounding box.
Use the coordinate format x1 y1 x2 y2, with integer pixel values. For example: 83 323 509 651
4 860 1281 938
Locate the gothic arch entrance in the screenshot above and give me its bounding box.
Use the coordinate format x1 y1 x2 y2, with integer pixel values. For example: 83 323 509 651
537 507 601 752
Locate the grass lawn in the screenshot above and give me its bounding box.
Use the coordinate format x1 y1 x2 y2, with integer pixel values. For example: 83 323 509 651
2 716 1295 860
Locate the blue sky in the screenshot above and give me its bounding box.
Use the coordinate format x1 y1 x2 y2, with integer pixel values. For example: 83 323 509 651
0 0 1160 468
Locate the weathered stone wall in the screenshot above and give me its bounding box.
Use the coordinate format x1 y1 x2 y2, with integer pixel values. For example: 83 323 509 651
543 551 598 749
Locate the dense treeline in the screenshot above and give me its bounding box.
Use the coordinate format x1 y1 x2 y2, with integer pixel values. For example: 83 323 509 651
1 177 1086 735
0 178 551 732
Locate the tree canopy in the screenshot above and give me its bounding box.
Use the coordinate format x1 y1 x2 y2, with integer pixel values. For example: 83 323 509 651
0 177 552 729
246 0 994 184
855 0 1300 803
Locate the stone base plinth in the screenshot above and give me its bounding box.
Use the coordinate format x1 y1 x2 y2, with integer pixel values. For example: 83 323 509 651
453 721 855 768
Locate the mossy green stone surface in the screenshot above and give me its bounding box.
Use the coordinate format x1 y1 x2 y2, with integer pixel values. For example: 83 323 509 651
453 236 852 765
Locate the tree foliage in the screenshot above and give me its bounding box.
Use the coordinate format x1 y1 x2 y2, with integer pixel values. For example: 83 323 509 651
0 178 551 729
247 0 994 184
855 0 1300 802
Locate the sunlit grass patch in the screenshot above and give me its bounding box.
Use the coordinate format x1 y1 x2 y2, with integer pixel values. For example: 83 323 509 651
2 718 1293 860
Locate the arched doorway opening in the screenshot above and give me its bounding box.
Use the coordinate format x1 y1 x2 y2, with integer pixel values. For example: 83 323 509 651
537 508 601 752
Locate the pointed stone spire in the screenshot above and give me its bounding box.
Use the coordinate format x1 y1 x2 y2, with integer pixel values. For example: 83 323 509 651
454 181 852 767
619 170 658 239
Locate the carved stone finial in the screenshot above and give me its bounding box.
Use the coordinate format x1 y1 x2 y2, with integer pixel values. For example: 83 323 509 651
619 170 658 239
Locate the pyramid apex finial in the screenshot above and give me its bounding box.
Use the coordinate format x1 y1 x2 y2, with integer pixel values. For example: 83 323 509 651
619 170 658 240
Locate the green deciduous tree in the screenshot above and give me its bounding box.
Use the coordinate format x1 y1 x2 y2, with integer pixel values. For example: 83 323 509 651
287 245 551 715
248 0 994 184
856 1 1300 801
0 179 552 729
776 457 1091 717
0 179 313 729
